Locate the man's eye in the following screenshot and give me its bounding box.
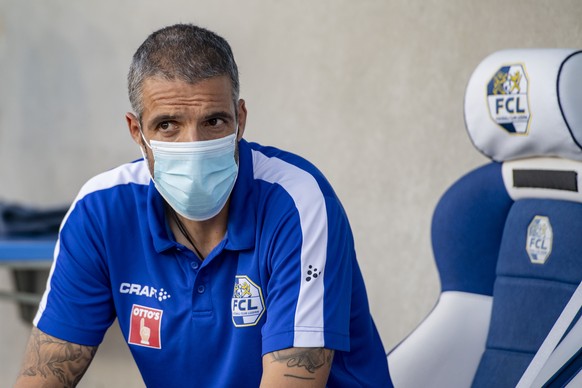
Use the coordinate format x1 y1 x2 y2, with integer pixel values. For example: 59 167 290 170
207 118 225 126
158 122 175 131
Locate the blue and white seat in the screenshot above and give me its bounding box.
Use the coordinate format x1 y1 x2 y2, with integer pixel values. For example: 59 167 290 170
387 49 582 388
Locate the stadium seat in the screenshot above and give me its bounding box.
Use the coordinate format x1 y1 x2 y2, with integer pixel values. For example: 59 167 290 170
387 48 582 387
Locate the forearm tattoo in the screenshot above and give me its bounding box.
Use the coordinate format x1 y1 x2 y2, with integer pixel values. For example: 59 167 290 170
17 327 97 387
269 347 334 380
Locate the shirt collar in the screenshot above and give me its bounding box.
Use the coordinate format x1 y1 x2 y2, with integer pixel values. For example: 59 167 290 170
224 139 256 251
147 180 175 253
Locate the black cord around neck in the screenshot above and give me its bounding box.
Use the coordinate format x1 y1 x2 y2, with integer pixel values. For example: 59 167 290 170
170 209 204 260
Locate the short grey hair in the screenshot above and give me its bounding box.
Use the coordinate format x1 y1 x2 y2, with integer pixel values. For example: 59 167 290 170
128 24 240 118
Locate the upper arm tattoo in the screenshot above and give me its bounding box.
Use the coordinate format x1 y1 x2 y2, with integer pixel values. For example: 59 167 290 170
16 326 97 387
268 347 334 381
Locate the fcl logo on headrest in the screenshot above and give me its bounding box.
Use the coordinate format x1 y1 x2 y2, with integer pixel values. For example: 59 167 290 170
486 64 531 134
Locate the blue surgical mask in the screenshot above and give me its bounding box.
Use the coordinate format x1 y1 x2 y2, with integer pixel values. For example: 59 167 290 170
141 131 239 221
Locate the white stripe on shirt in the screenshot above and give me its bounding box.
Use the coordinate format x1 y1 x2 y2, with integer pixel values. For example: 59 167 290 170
251 150 328 347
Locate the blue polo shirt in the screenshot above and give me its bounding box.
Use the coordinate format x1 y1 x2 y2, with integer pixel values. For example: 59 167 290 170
34 139 391 387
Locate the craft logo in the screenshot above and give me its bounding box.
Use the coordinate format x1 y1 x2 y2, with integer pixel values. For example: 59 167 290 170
486 64 530 134
119 282 171 303
128 304 163 349
526 216 552 264
231 275 265 327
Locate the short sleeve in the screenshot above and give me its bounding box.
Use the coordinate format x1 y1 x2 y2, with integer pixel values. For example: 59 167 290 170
35 197 115 346
261 194 353 355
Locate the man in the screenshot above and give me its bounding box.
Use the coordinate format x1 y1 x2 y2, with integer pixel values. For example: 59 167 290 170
15 24 392 387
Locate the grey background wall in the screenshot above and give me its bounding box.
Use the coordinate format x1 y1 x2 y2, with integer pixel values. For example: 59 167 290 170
1 0 581 385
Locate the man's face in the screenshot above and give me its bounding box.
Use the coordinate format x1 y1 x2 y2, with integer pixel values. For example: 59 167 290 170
126 75 247 174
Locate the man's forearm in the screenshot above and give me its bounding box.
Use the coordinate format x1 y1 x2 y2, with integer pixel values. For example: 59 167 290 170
14 326 97 388
260 347 334 387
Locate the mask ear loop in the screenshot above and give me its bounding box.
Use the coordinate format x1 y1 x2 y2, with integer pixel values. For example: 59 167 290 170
139 144 148 162
137 122 156 182
137 122 153 161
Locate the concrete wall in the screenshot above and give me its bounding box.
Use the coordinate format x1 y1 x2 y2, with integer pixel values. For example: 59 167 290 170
1 0 581 385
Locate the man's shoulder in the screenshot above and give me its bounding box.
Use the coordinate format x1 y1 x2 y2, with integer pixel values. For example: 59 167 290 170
245 141 318 171
244 140 335 198
75 159 150 203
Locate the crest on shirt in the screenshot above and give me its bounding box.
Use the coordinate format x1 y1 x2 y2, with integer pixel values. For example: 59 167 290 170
231 275 265 327
526 215 552 264
128 304 163 349
486 63 530 134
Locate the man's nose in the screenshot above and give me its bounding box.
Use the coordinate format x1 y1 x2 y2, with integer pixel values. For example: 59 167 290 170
180 127 202 142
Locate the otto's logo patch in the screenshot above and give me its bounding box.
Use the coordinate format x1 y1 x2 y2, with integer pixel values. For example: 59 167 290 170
526 216 552 265
231 275 265 327
487 64 530 134
128 304 163 349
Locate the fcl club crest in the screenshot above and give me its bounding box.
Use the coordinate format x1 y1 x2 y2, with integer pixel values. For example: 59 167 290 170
486 64 531 134
526 216 553 265
231 275 265 327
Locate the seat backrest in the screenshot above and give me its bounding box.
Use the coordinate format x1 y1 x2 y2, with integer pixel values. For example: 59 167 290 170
466 49 582 387
387 48 582 388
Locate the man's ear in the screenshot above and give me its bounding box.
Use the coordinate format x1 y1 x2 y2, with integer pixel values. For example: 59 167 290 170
126 112 143 146
237 99 247 140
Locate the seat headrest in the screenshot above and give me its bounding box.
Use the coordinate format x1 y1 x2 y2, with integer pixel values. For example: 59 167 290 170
464 49 582 162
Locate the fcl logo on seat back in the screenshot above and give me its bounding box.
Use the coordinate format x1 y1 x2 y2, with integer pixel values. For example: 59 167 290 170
526 216 553 265
487 63 531 134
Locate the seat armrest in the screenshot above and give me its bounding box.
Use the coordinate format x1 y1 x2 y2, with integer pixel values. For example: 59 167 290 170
388 291 492 388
